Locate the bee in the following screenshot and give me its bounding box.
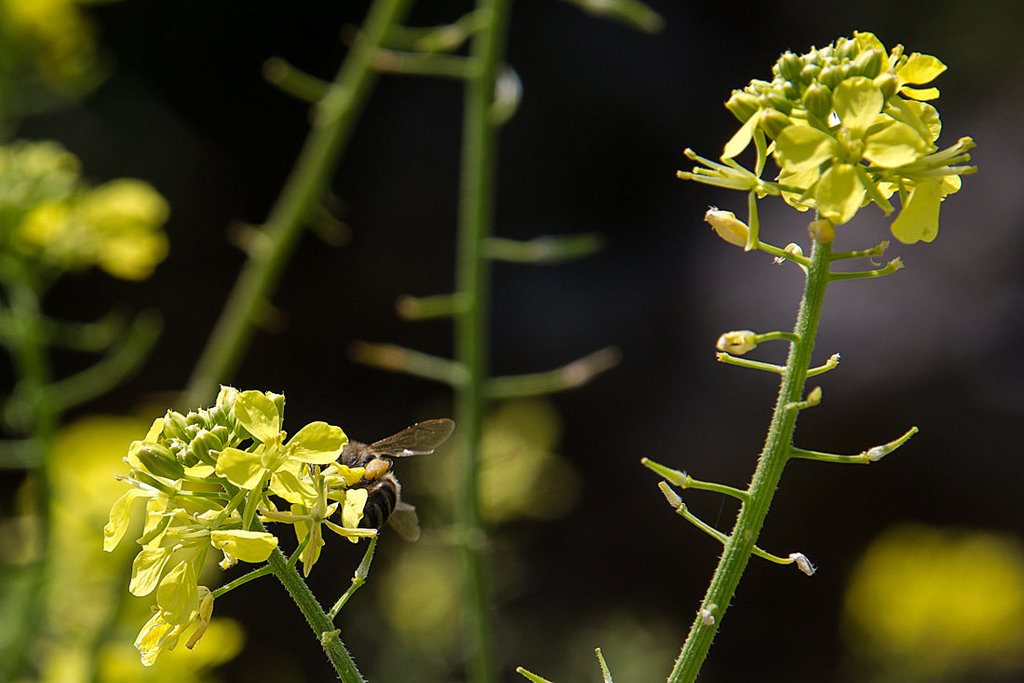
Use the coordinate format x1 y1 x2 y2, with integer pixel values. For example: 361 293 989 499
339 418 455 541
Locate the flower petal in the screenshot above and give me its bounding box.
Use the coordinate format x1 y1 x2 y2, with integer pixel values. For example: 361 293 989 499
210 529 279 563
834 77 884 136
774 125 839 174
234 390 281 443
215 447 265 490
891 179 943 243
289 421 348 464
864 121 930 168
815 163 866 225
156 560 199 625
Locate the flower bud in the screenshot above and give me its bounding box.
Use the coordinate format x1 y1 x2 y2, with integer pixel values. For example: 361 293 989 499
801 82 833 120
190 428 224 466
716 330 758 355
874 72 899 101
135 443 185 480
725 91 758 122
819 65 843 89
757 108 791 139
765 90 793 115
808 218 836 243
799 63 821 85
776 51 803 83
853 48 884 79
162 410 189 442
789 552 817 576
704 208 749 248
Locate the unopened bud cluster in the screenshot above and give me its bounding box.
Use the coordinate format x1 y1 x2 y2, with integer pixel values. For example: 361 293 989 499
725 34 894 133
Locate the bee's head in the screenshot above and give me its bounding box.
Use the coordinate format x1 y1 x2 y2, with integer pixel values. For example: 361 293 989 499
363 457 391 481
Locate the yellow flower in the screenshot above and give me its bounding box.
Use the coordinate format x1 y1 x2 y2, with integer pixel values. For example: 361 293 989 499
843 524 1024 679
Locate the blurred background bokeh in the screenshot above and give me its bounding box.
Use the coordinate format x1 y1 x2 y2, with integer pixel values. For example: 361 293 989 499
2 0 1023 681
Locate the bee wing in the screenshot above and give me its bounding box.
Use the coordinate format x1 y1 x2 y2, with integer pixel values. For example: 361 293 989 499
388 501 421 542
369 418 455 457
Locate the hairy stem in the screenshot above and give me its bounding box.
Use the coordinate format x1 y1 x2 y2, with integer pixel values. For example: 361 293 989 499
263 533 364 682
454 0 511 681
668 239 832 683
181 0 414 409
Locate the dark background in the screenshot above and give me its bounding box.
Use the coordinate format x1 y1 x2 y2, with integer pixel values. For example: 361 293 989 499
17 0 1024 681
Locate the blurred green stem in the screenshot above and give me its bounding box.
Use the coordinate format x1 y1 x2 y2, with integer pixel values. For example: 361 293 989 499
0 262 57 681
668 239 832 683
181 0 415 409
454 1 510 681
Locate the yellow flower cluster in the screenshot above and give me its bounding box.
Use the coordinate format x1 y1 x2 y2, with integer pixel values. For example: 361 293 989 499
0 141 170 280
103 387 373 665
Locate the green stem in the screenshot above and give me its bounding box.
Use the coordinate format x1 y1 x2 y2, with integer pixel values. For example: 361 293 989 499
454 1 510 681
668 239 833 683
264 535 364 682
180 0 414 409
0 265 58 681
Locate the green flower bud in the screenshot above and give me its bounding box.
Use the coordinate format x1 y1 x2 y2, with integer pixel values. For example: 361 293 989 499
162 410 189 442
777 51 803 83
210 424 231 446
799 63 822 85
801 82 833 119
190 428 224 466
837 37 859 61
725 90 758 122
135 443 185 480
819 65 843 89
704 207 749 248
853 49 884 79
765 91 793 115
757 108 791 139
874 72 899 101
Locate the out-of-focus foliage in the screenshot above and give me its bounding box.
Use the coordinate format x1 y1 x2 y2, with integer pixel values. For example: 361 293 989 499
843 523 1024 681
0 0 120 127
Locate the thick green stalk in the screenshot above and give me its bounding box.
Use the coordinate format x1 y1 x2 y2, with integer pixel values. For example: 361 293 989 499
668 239 833 683
181 0 414 408
454 1 510 681
264 535 364 681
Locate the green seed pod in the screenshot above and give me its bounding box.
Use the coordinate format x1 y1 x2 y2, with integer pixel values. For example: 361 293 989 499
874 72 899 101
802 82 833 119
777 51 803 83
853 49 884 79
758 108 791 139
135 443 185 480
725 90 759 122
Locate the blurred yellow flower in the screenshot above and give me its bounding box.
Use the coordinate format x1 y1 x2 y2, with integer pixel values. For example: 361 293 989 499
377 544 461 652
843 524 1024 681
1 0 98 87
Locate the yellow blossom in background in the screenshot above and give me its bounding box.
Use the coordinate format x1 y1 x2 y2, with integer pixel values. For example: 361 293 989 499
377 544 462 653
843 524 1024 681
477 399 580 524
0 0 110 89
